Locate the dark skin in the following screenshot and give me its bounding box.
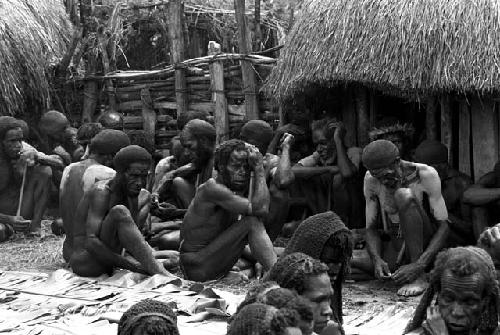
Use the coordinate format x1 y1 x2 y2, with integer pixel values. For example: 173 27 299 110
301 273 335 334
0 128 51 237
69 162 170 277
180 145 276 282
363 159 449 296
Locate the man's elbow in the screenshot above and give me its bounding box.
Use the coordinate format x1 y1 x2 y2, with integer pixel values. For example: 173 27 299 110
462 189 476 204
340 167 355 179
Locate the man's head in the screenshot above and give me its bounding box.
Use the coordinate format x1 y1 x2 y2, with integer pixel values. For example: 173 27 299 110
406 247 499 335
180 119 216 168
0 116 23 160
98 111 123 130
362 139 402 188
415 139 449 179
77 123 103 148
267 252 333 333
240 120 274 154
368 122 414 157
176 110 211 130
39 110 70 142
170 136 190 166
89 129 130 167
214 139 251 192
311 118 342 164
114 145 152 197
117 299 179 335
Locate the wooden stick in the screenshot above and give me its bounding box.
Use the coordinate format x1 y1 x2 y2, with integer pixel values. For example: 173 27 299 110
16 162 28 217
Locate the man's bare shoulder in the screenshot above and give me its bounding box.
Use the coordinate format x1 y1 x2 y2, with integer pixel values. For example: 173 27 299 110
413 162 439 180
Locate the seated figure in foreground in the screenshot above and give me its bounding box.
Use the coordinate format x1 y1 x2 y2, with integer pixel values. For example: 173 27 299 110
118 299 179 335
284 211 353 328
0 117 52 240
415 140 474 243
60 129 130 261
69 145 171 277
354 140 450 297
463 160 500 239
180 139 276 281
266 252 338 335
405 247 499 335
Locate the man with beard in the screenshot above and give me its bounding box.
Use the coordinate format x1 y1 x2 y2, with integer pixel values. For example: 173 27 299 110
179 139 276 281
0 117 52 241
405 247 499 335
354 140 449 297
292 118 361 227
59 129 130 261
69 145 171 277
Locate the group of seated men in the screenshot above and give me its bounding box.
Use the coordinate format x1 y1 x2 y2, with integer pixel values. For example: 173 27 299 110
4 110 500 334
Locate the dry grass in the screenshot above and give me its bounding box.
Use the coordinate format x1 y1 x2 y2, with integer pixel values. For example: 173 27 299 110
266 0 500 101
0 0 73 116
0 220 65 273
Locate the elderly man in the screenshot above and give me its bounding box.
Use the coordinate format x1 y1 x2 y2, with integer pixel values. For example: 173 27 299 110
355 139 450 297
0 117 52 240
60 129 130 261
180 139 276 282
405 247 499 335
69 145 171 277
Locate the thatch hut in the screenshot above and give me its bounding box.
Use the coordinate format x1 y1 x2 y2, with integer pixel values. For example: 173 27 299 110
267 0 500 180
0 0 73 117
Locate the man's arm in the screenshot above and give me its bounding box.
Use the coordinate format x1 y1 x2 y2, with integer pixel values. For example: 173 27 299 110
417 168 450 268
292 153 339 179
152 163 196 199
463 172 500 205
83 186 145 273
271 133 295 189
331 124 356 179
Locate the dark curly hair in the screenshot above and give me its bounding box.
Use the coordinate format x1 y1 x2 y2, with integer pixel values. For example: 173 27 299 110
118 299 179 335
180 119 216 147
0 116 22 141
214 139 247 173
266 252 329 295
405 247 500 334
77 123 103 146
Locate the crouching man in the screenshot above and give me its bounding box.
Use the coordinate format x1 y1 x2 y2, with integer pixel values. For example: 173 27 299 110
70 145 171 277
180 139 277 281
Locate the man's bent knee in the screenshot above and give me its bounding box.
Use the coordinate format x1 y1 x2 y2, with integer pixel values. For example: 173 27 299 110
108 205 132 220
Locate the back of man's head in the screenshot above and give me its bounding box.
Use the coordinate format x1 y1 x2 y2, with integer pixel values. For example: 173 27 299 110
181 119 216 146
39 110 69 136
89 129 130 157
113 145 152 173
118 299 179 335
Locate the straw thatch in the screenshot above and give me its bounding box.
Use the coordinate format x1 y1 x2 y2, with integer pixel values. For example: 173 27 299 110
0 0 73 116
266 0 500 101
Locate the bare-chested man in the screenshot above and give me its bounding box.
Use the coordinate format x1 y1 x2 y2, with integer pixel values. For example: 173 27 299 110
69 145 170 277
180 139 277 282
353 140 450 297
0 117 52 240
60 129 130 262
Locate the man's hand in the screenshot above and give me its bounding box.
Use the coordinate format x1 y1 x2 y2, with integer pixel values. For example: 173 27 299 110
11 216 31 233
392 262 425 285
478 225 500 266
247 144 263 170
423 307 448 335
280 133 295 149
20 150 37 167
332 123 347 144
374 257 391 279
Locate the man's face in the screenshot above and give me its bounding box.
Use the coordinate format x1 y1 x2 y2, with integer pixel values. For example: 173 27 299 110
224 149 250 192
182 132 212 167
124 162 150 197
369 159 403 189
320 245 343 281
438 270 486 334
383 133 404 155
312 130 335 163
2 128 23 159
302 273 334 333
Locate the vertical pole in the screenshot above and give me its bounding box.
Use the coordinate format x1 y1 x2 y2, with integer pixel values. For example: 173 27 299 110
234 0 260 120
440 95 453 164
471 97 497 180
141 88 156 149
369 90 377 129
254 0 262 51
208 42 229 145
458 99 471 178
426 96 438 140
355 86 370 147
168 0 188 120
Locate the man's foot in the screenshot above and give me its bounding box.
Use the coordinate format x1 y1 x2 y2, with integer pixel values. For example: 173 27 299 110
397 277 428 297
220 271 249 285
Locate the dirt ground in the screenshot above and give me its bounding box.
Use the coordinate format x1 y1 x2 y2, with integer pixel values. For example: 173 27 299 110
0 220 419 328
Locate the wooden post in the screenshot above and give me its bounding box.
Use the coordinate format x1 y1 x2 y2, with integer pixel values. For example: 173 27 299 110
168 0 188 120
254 0 262 51
440 95 453 164
234 0 260 120
369 90 377 128
355 86 370 147
458 99 471 178
208 41 229 145
471 97 498 181
141 88 156 149
426 96 438 140
341 87 356 147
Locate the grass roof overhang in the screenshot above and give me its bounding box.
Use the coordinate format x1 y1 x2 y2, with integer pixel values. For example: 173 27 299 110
0 0 73 116
266 0 500 102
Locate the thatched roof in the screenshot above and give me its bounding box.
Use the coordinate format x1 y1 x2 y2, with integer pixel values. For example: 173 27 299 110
266 0 500 101
0 0 73 116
